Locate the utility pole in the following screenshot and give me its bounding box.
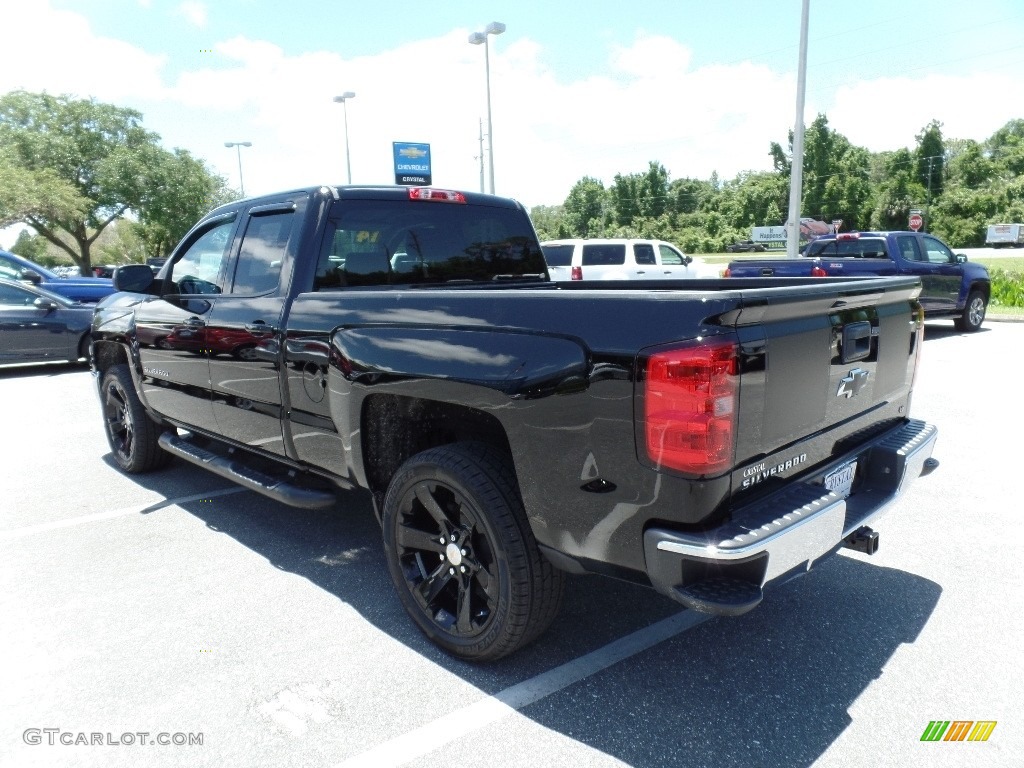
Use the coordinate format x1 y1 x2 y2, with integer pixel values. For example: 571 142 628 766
925 155 935 232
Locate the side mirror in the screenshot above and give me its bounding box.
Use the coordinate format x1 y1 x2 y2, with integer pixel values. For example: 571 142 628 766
20 269 42 284
33 296 58 312
955 253 968 264
113 264 155 293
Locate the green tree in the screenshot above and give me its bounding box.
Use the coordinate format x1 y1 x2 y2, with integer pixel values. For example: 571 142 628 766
915 119 945 204
0 90 229 274
562 176 608 237
135 148 233 260
9 229 48 262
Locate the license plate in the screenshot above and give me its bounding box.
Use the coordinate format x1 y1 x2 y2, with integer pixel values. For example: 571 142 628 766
824 461 857 498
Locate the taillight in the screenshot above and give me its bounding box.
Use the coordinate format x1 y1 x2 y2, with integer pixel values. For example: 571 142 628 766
408 188 466 203
811 264 827 277
723 267 732 277
643 339 738 476
571 266 582 280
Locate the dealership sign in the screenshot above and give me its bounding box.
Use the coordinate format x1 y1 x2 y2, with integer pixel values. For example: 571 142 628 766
393 142 432 186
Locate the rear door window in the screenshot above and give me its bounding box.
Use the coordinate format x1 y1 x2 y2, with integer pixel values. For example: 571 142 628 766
581 244 625 266
230 209 294 295
633 243 656 265
897 236 925 262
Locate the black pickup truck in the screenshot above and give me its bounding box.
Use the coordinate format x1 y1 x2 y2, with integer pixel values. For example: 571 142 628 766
91 185 938 660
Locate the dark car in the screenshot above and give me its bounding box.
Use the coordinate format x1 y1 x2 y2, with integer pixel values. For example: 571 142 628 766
0 250 116 303
725 240 767 253
0 278 94 365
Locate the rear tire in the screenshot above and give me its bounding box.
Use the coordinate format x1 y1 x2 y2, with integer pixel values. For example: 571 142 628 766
100 364 170 473
382 442 564 661
954 290 986 332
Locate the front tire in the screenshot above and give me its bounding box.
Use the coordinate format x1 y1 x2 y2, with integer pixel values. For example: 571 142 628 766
100 364 170 473
954 290 986 332
382 442 564 661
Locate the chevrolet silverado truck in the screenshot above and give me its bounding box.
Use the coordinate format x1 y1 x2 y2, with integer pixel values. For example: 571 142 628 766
91 186 938 660
725 231 990 332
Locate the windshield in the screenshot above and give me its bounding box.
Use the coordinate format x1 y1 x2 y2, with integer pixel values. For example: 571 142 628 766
0 251 59 281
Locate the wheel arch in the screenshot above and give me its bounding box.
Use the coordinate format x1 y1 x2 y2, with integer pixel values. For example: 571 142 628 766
361 393 514 515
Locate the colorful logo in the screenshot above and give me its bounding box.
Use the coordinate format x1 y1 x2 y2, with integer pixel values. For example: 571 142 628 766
920 721 997 742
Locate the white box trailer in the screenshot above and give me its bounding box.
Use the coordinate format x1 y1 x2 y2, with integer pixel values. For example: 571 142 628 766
985 223 1024 247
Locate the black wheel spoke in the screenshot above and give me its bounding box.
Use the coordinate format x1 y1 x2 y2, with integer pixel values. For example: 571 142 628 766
396 522 445 554
418 564 452 605
415 483 451 528
455 577 474 634
473 563 497 602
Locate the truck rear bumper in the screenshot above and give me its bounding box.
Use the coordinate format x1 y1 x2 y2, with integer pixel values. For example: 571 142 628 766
643 419 938 616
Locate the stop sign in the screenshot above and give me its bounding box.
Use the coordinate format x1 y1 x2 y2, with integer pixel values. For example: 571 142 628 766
909 213 923 231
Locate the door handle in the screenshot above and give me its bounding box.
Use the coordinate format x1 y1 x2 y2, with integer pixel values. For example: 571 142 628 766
245 321 276 335
185 316 204 326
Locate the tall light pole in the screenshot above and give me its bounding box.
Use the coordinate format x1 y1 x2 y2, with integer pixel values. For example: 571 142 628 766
224 141 252 197
333 92 356 184
785 0 810 258
469 21 505 194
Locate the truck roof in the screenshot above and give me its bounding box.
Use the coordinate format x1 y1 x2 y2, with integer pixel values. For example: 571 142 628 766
206 185 525 218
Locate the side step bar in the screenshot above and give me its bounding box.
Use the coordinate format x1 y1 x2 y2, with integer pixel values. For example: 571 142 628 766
158 432 336 510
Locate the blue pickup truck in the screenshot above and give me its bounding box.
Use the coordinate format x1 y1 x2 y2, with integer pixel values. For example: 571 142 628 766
725 231 990 331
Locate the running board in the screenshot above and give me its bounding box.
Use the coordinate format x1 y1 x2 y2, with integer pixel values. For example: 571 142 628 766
158 433 336 509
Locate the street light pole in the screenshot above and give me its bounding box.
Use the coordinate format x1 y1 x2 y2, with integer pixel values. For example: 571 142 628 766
785 0 810 258
333 92 356 184
469 21 505 194
224 141 252 197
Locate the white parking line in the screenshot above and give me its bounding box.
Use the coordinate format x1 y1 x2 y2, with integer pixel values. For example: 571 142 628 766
336 609 710 768
0 487 247 541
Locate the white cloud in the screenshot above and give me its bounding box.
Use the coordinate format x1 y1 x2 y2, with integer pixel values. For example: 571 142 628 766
830 73 1021 153
0 3 166 102
177 1 207 29
1 3 1019 212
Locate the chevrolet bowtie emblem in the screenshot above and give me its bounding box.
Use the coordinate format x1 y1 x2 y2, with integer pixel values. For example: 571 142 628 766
837 368 870 398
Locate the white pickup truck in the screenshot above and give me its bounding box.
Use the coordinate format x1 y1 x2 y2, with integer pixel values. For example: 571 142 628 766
540 238 719 281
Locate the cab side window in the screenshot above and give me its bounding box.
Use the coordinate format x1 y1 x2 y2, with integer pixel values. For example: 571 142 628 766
169 220 235 295
0 283 34 305
658 245 686 265
922 236 953 265
231 211 294 295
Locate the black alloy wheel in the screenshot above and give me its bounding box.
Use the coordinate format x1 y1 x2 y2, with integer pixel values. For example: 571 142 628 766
382 442 564 661
101 364 170 473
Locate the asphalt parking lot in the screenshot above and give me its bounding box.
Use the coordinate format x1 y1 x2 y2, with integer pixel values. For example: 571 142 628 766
2 320 1021 768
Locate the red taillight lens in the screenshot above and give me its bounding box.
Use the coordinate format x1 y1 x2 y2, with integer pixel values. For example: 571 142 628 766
571 266 583 281
408 187 466 203
643 340 738 476
722 267 732 277
811 264 827 277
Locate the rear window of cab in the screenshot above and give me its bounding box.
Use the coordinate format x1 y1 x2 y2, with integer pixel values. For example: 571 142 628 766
805 238 889 258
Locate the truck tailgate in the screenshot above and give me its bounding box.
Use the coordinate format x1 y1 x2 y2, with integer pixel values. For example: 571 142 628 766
727 276 922 497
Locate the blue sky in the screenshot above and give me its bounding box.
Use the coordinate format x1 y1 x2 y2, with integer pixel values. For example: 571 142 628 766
3 0 1023 245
